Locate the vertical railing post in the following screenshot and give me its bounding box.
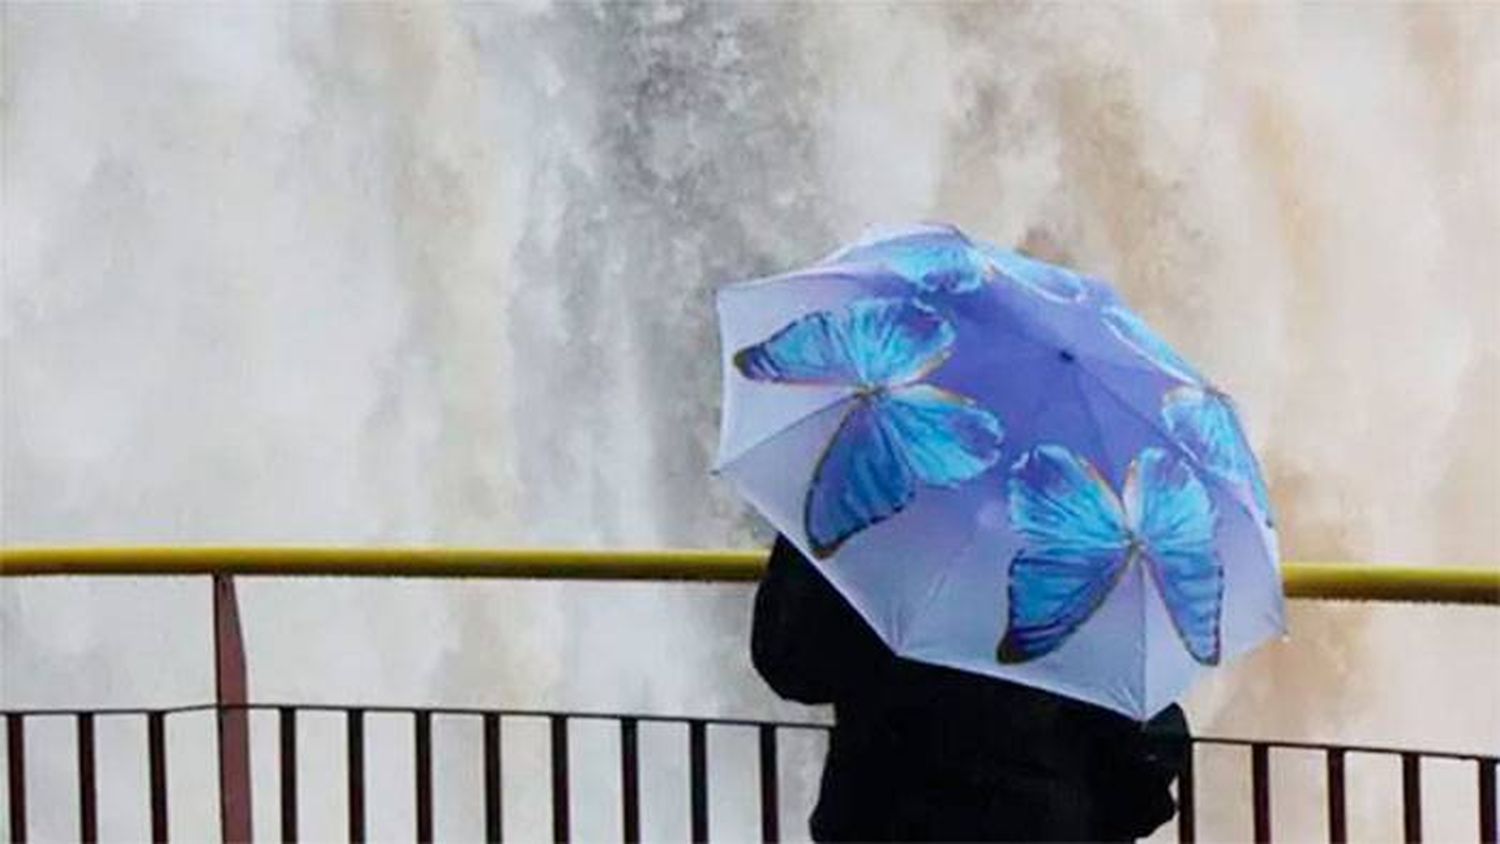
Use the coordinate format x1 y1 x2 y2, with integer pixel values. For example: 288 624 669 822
550 716 570 844
1251 744 1272 844
483 713 502 844
619 718 640 844
414 711 433 843
1479 758 1496 844
1402 753 1422 843
758 725 779 844
7 714 26 844
279 707 298 843
148 711 169 843
347 709 366 844
77 713 98 843
212 574 253 843
688 720 708 843
1326 749 1346 844
1177 742 1195 844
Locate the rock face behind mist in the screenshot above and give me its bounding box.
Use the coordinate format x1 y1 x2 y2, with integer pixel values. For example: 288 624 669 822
3 4 1496 841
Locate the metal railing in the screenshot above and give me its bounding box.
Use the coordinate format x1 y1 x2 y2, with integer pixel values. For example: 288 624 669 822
0 703 829 844
2 548 1497 843
3 703 1496 843
3 548 1499 605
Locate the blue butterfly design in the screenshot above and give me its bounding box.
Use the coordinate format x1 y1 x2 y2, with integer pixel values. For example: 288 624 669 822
735 297 1004 557
1163 386 1273 522
1102 305 1275 526
827 223 1091 304
999 444 1223 665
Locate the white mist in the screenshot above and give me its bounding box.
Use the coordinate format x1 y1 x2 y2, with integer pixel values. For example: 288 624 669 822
3 4 1496 841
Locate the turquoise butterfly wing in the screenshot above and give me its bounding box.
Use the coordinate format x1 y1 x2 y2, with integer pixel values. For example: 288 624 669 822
1001 446 1223 665
735 298 954 387
805 386 1002 557
1125 447 1224 664
737 298 1003 557
999 446 1132 662
1163 386 1275 525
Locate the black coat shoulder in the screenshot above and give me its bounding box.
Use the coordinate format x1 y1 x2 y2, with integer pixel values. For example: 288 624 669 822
750 536 892 703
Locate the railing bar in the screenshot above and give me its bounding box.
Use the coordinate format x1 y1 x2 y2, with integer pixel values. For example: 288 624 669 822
689 720 708 843
16 705 1498 765
12 704 1496 763
550 715 569 844
758 725 779 844
1252 743 1271 844
148 711 169 843
346 709 365 844
4 700 1496 844
280 708 298 843
0 705 230 718
8 551 1497 606
1480 758 1496 844
414 711 433 843
77 713 97 844
1326 748 1346 844
14 706 1470 758
16 707 1500 763
1403 753 1422 843
1193 736 1496 762
483 713 502 844
0 703 838 735
1177 740 1195 844
232 705 835 732
8 714 26 844
620 718 640 844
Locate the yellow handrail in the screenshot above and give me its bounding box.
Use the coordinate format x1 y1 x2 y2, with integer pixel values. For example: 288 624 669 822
0 547 1496 605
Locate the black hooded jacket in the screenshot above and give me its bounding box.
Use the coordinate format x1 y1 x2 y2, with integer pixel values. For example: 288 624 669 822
752 536 1189 842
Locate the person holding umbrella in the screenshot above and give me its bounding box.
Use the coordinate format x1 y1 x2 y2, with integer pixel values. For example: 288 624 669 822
715 224 1284 841
754 533 1188 841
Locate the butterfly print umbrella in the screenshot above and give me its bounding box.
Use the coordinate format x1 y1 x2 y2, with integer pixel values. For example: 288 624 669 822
714 223 1284 719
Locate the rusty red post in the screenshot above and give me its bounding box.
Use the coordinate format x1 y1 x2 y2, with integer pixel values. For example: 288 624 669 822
213 574 253 843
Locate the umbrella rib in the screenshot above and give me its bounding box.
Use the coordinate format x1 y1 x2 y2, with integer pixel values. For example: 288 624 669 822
718 262 900 293
1068 344 1185 382
1070 364 1151 716
899 322 1102 652
1070 362 1270 542
899 485 997 653
713 390 855 473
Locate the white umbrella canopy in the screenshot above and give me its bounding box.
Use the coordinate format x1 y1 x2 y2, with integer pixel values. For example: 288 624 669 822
714 224 1284 720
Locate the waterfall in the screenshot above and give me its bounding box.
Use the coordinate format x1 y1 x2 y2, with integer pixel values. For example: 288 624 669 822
3 3 1495 839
